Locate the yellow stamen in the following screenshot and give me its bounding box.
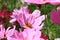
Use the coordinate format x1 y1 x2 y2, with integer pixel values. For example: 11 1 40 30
43 0 46 1
25 22 32 28
23 37 26 40
4 32 6 37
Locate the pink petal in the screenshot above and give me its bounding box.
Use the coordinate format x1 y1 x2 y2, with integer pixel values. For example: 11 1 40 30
24 0 47 4
6 26 16 37
50 9 60 24
32 10 41 18
23 29 35 40
49 0 60 5
17 13 26 27
10 19 16 23
32 23 44 30
57 6 60 10
33 15 45 26
0 32 4 38
20 6 30 14
27 15 35 24
0 25 5 32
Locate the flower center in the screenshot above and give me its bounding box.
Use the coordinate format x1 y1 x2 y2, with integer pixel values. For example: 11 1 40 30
23 37 26 40
4 32 6 37
25 22 32 28
43 0 46 1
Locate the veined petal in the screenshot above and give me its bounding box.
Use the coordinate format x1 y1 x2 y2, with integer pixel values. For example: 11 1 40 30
0 25 5 38
6 26 16 37
20 6 29 14
33 15 45 26
24 0 47 4
27 15 35 24
22 29 35 40
32 10 41 18
0 25 5 32
0 32 4 38
17 13 26 27
10 19 16 23
39 23 44 30
33 23 44 30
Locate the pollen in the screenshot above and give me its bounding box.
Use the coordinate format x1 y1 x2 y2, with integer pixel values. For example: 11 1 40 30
25 22 32 28
23 37 26 40
4 32 6 37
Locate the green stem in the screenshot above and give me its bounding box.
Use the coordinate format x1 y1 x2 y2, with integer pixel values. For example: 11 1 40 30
43 4 50 40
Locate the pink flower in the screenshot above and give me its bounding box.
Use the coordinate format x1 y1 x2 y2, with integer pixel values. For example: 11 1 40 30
8 28 44 40
24 0 49 4
0 24 45 40
48 0 60 5
10 6 30 23
18 13 45 30
50 6 60 24
0 24 16 40
10 6 45 30
7 30 24 40
24 0 60 5
22 28 44 40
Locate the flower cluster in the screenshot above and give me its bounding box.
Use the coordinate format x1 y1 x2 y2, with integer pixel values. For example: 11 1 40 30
0 6 46 40
0 0 60 40
23 0 60 24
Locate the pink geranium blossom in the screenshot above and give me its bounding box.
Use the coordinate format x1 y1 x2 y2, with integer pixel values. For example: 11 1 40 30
50 6 60 24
